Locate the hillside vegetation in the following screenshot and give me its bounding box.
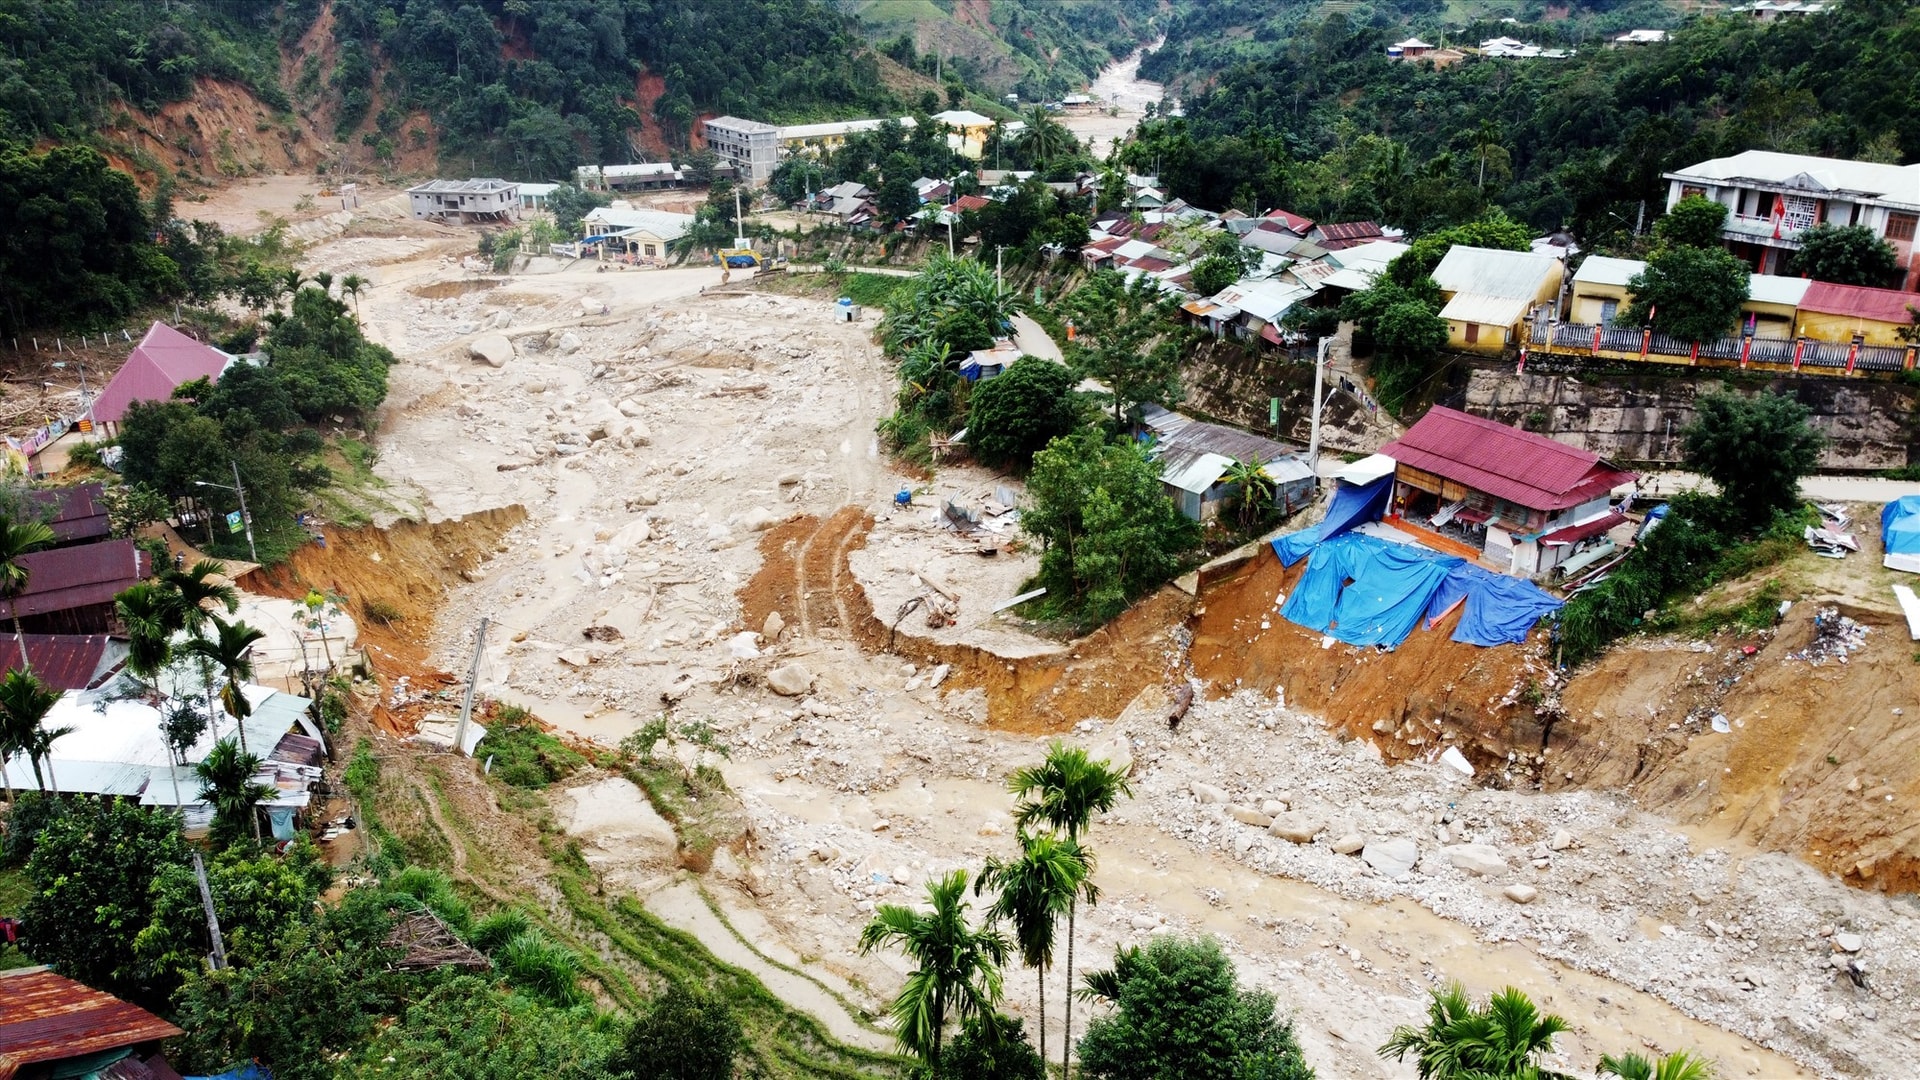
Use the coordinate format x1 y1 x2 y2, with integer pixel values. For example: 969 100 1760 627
840 0 1156 102
1125 0 1919 242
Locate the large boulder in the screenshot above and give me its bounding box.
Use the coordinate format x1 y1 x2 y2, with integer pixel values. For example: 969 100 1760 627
1362 838 1419 880
469 333 514 368
1445 843 1509 877
767 662 813 697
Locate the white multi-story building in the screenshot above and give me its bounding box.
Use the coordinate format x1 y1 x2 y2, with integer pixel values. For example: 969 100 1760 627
406 178 519 222
1662 150 1920 290
701 116 781 186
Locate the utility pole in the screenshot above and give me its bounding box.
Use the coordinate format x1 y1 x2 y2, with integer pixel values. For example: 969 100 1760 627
1308 336 1330 471
733 185 747 248
231 460 256 564
192 850 228 970
947 214 955 257
452 617 489 757
995 245 1006 292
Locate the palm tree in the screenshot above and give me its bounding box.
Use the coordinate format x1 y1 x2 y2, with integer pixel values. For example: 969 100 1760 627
975 831 1096 1059
0 669 68 795
116 581 192 808
1007 741 1132 1076
1598 1050 1716 1080
164 560 238 732
195 736 273 845
0 514 56 673
1019 105 1073 168
1224 458 1277 530
340 273 368 321
1474 119 1502 193
183 615 267 756
1379 983 1574 1080
310 269 335 297
858 869 1009 1076
276 268 306 312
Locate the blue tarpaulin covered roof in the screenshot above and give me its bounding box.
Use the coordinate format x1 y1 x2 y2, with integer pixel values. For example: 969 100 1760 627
1423 561 1566 646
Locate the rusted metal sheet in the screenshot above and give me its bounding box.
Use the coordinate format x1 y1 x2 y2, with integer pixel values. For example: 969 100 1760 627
0 967 183 1079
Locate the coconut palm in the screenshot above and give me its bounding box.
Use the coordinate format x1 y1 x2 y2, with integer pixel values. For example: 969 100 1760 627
1598 1050 1716 1080
183 615 266 755
1379 982 1575 1080
858 869 1009 1075
0 668 67 795
340 273 368 321
164 559 238 732
1007 741 1132 1076
194 736 273 846
975 830 1096 1059
1019 105 1073 168
0 514 56 673
1224 458 1277 530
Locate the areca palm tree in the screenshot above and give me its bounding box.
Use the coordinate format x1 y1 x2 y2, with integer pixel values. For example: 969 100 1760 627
194 736 273 846
859 869 1009 1075
0 669 67 795
116 580 192 808
340 273 368 321
1379 983 1574 1080
183 615 267 756
1 514 56 673
975 830 1096 1059
164 560 238 731
1007 741 1132 1076
1598 1050 1716 1080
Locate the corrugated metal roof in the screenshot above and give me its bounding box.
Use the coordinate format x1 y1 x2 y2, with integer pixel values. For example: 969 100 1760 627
1335 453 1399 485
1314 221 1385 242
1572 255 1643 288
1798 281 1919 324
1262 209 1315 233
1664 150 1920 204
0 967 182 1076
581 206 694 241
25 483 110 544
0 539 145 620
92 324 232 424
1382 406 1637 512
1439 291 1533 327
0 634 115 689
1432 246 1562 300
1162 451 1237 495
1747 274 1812 307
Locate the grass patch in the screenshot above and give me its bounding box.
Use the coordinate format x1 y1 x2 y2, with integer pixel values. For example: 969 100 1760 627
1651 579 1786 637
476 703 587 789
0 863 32 968
840 272 911 310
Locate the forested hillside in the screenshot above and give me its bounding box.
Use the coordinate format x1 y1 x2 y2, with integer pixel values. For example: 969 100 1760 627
840 0 1156 102
0 0 925 182
1121 0 1920 244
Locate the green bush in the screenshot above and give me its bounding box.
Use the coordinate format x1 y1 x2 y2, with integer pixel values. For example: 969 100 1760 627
471 909 535 954
0 791 72 868
476 704 586 789
389 866 471 934
610 984 744 1080
343 739 380 800
495 932 587 1008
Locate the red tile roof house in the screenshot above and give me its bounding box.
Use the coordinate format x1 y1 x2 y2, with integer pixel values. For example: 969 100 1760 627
0 538 148 635
0 966 183 1080
88 322 234 436
1381 407 1637 578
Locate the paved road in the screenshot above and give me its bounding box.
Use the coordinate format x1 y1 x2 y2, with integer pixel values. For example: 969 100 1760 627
1634 469 1920 505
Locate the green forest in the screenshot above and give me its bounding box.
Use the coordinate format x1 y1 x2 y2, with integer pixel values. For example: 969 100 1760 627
1122 0 1919 243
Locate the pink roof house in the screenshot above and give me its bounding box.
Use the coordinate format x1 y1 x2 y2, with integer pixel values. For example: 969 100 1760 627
91 322 233 424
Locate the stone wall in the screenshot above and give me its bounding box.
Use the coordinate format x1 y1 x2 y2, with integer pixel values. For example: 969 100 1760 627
1179 338 1401 454
1459 365 1918 470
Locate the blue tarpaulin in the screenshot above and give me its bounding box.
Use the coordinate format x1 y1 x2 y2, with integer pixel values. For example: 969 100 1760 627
187 1067 273 1080
1273 475 1393 566
1883 496 1920 560
1281 533 1464 647
1276 530 1561 649
1423 562 1565 646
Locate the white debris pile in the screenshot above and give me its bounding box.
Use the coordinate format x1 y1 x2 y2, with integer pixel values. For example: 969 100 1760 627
1123 690 1920 1077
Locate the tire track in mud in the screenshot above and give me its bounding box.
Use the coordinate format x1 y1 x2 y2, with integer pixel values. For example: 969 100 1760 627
747 506 874 641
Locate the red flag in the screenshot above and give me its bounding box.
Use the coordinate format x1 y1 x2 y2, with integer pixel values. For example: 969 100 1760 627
1771 194 1786 239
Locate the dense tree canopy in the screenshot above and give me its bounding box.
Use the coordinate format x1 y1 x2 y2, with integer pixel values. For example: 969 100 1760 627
1022 430 1201 625
1077 936 1315 1080
1621 245 1751 344
967 357 1078 469
1682 391 1825 528
0 144 178 333
1787 223 1903 288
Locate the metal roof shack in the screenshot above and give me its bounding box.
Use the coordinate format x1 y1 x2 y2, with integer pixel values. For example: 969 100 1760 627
1382 406 1637 513
24 482 110 545
0 634 117 689
0 966 182 1080
0 539 146 623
